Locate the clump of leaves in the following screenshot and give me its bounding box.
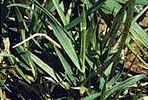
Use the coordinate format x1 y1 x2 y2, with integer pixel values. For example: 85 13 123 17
1 0 148 99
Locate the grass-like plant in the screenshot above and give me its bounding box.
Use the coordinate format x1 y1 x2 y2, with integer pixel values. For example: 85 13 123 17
1 0 148 99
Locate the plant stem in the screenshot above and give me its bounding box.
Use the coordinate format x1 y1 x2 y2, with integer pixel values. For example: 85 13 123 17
13 33 61 48
110 0 135 78
80 3 87 80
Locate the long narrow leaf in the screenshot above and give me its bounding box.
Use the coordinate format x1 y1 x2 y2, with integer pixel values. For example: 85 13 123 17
29 51 60 83
84 93 101 100
105 74 145 99
51 23 81 72
51 0 68 25
64 0 105 30
130 21 148 48
54 47 77 85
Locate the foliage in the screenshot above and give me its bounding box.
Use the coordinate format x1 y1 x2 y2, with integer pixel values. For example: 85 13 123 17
1 0 148 99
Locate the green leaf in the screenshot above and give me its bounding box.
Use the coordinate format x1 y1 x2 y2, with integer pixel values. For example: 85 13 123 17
101 5 125 49
33 0 61 26
84 93 101 100
51 0 68 25
135 0 148 5
117 0 148 5
105 74 145 99
54 47 77 85
104 62 113 76
16 66 31 83
102 0 122 14
51 23 81 72
106 70 123 89
64 0 105 30
130 21 148 48
29 51 60 83
15 46 36 77
9 1 29 47
32 0 74 41
86 19 97 49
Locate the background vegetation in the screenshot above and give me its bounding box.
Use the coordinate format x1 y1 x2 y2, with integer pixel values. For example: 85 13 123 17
0 0 148 99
